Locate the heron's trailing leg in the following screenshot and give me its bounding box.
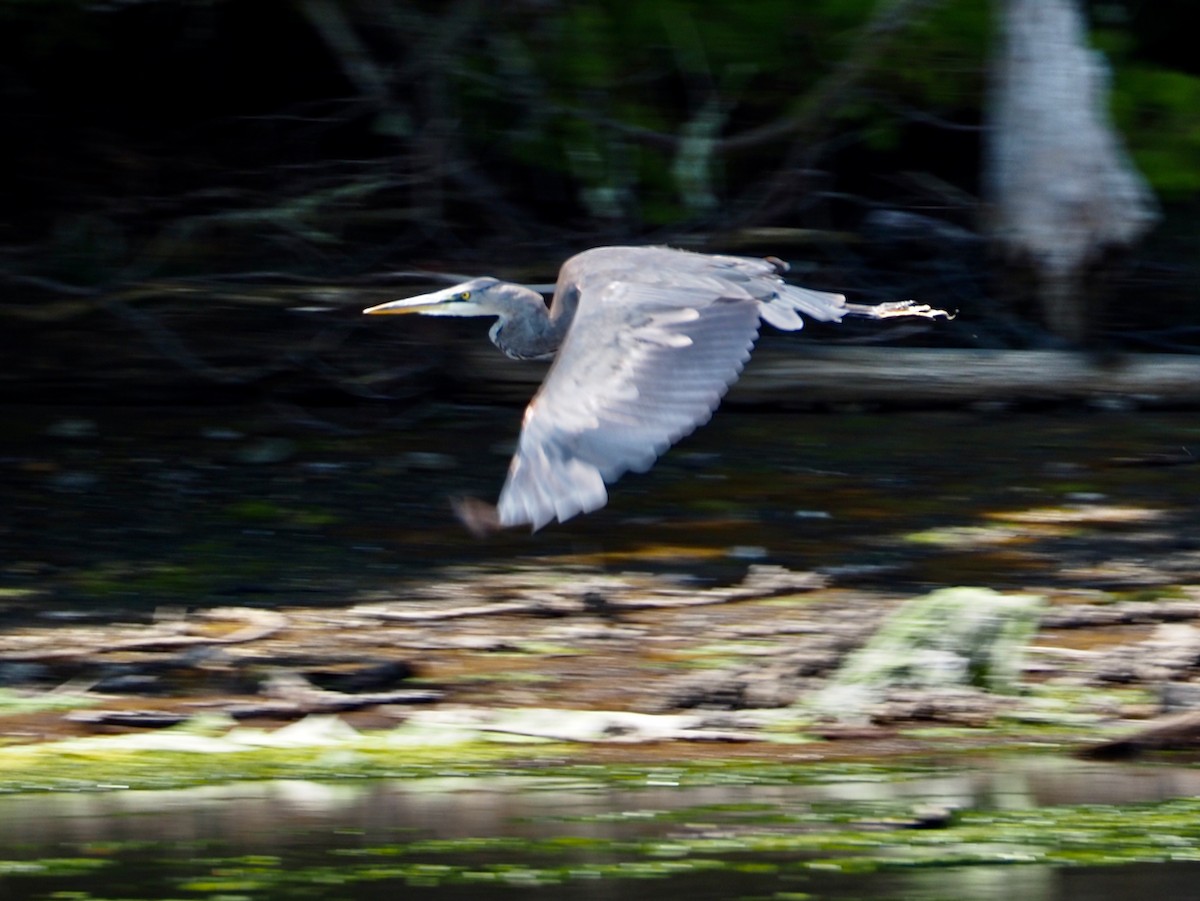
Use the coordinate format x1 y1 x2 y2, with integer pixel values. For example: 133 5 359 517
843 300 954 320
451 496 503 538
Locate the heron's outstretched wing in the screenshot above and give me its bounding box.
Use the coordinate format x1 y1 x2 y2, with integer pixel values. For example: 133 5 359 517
496 248 844 530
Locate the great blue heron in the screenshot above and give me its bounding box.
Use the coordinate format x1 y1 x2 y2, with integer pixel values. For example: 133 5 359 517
364 245 947 532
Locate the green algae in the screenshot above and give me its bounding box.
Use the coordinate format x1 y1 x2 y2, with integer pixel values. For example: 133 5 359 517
810 588 1044 724
3 731 1200 898
332 795 1200 870
0 688 97 719
0 858 114 875
8 794 1200 899
0 724 951 795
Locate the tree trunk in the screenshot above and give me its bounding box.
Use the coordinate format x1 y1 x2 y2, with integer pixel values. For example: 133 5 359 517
985 0 1158 345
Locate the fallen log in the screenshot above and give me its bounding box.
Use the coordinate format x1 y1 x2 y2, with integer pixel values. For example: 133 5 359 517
459 346 1200 407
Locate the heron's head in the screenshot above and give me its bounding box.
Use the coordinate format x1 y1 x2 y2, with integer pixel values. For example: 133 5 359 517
363 277 506 318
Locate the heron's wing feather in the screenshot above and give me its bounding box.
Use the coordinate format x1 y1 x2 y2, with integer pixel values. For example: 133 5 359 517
497 276 763 530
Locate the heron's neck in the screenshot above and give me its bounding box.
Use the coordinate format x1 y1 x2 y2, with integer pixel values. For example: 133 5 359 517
488 285 571 361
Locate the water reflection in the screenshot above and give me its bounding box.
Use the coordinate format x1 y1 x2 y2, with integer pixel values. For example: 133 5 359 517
3 759 1200 900
890 862 1200 901
7 406 1200 611
5 757 1200 849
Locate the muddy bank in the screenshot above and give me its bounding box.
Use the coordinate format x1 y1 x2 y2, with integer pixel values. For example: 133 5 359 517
5 404 1200 759
1 564 1198 757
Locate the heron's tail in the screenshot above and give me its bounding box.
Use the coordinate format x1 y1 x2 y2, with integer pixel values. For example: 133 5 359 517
760 285 848 330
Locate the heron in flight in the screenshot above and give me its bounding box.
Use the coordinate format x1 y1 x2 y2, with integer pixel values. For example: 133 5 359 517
364 246 947 532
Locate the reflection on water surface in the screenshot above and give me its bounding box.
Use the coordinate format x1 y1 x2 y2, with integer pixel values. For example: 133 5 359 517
3 759 1200 900
6 405 1200 609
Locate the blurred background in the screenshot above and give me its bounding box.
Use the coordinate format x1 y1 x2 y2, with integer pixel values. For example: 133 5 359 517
3 0 1197 357
2 0 1200 605
6 8 1200 891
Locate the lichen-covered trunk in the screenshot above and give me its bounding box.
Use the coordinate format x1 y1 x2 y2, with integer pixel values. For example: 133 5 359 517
985 0 1158 345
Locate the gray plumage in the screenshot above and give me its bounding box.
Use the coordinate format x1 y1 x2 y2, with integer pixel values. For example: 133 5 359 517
364 245 947 532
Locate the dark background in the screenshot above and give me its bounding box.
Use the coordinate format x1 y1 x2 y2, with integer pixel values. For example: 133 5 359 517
2 0 1198 403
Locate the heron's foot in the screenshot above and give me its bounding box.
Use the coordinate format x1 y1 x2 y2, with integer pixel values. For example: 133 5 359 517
451 495 504 537
845 300 954 320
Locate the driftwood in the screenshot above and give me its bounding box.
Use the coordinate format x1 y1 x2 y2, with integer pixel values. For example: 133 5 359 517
0 608 288 663
403 707 759 744
66 682 443 728
1081 711 1200 760
1040 601 1200 629
354 566 825 623
459 345 1200 407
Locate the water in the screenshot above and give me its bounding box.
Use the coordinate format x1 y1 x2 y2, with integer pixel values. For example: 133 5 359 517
6 404 1200 611
3 759 1200 899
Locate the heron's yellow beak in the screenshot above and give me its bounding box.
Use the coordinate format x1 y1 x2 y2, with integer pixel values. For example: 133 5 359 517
363 283 476 316
362 297 443 315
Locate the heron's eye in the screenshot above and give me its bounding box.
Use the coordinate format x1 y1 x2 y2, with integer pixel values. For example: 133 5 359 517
458 291 471 301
